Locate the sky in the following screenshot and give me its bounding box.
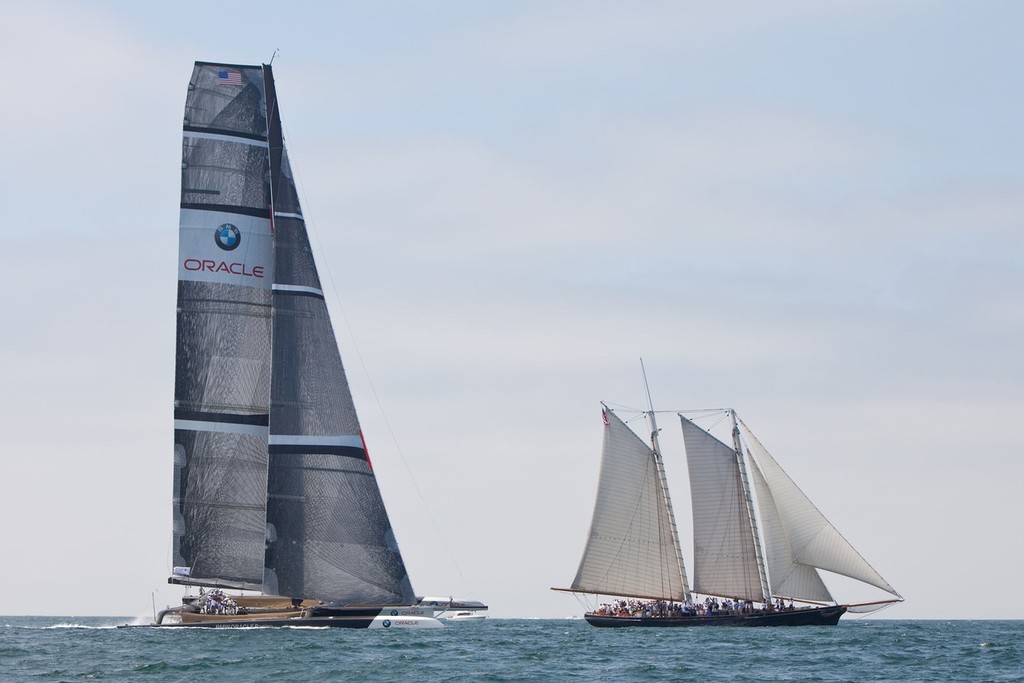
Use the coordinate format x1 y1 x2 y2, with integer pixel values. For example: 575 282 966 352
1 0 1022 620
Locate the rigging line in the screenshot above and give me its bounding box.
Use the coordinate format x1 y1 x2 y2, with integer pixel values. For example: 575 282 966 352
686 409 730 434
605 402 654 429
660 408 730 416
280 115 472 594
571 591 597 614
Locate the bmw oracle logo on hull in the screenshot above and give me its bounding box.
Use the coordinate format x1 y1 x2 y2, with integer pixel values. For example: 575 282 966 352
215 223 241 251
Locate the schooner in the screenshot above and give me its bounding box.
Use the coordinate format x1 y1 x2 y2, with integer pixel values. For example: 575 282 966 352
555 396 902 627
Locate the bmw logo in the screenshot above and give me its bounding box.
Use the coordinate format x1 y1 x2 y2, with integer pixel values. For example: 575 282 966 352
390 609 399 616
382 619 392 628
215 223 241 251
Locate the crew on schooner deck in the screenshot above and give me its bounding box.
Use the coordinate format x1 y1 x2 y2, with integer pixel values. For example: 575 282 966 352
591 597 800 619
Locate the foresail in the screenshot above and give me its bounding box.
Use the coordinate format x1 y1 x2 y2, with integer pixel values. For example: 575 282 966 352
569 408 689 601
172 62 274 589
262 65 414 604
741 423 901 599
748 456 833 602
680 416 764 602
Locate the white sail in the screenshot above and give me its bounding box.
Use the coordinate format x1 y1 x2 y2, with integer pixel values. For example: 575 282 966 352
680 416 764 602
748 455 834 602
569 408 689 601
741 422 901 599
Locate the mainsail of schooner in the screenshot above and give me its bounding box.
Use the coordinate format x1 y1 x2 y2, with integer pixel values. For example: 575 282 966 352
151 60 441 628
555 401 902 627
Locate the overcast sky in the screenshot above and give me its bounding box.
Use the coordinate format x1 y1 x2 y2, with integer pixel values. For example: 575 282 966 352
2 0 1021 620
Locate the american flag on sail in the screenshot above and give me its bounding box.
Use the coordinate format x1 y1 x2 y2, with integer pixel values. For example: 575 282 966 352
601 408 610 426
217 69 243 86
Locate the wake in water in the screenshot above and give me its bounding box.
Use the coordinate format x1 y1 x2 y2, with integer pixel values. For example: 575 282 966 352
3 617 128 630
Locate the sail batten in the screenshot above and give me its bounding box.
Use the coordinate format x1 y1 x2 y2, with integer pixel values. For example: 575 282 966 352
183 128 269 144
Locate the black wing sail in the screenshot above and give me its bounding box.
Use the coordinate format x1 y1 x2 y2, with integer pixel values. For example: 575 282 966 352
172 62 274 590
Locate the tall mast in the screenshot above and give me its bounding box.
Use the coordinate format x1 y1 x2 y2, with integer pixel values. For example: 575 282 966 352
263 63 281 226
640 360 691 603
641 359 663 457
731 409 771 603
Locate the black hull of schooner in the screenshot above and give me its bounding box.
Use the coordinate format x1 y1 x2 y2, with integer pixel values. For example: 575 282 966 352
584 605 847 628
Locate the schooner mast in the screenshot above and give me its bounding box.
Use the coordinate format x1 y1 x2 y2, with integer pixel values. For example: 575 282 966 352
729 409 771 604
641 360 691 604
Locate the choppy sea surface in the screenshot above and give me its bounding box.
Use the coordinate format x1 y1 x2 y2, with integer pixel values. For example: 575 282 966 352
1 616 1020 682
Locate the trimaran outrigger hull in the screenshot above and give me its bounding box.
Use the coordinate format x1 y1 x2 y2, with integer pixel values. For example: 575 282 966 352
583 605 846 628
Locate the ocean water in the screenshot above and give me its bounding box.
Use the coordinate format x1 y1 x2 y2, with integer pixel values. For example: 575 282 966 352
1 617 1021 682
